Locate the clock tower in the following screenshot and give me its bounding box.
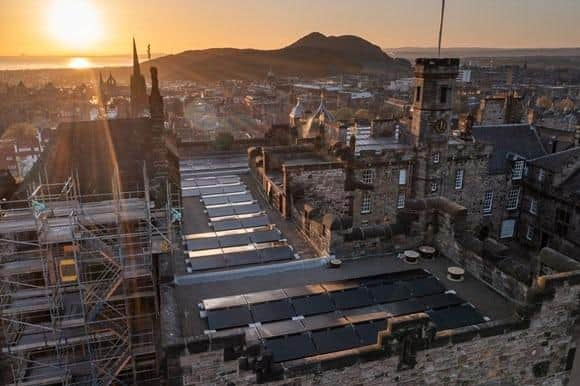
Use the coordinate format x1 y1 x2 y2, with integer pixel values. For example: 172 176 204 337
410 58 459 198
411 58 459 146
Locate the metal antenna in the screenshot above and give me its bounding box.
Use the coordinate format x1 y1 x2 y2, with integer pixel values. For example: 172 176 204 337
438 0 446 57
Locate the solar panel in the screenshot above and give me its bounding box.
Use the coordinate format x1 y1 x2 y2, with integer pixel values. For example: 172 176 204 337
229 193 253 203
203 196 229 206
199 187 223 196
260 246 294 262
291 294 335 316
428 305 486 330
207 206 235 218
186 238 220 251
218 234 251 248
265 334 317 363
353 322 382 346
189 255 226 271
241 215 270 228
331 288 373 310
244 289 287 304
234 203 261 215
257 319 304 338
223 250 261 266
251 230 281 244
418 293 464 310
222 185 246 194
206 306 253 330
250 300 294 323
203 294 246 310
302 314 349 331
383 299 424 317
212 219 243 231
311 327 360 355
406 277 446 297
369 283 411 304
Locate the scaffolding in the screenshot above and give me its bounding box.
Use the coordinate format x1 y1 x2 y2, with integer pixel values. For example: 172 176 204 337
0 175 181 386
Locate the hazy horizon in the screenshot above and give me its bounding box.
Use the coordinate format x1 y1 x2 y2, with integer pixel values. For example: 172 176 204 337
1 0 580 57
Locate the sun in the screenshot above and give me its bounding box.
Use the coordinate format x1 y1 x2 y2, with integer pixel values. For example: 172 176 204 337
68 57 92 69
48 0 103 50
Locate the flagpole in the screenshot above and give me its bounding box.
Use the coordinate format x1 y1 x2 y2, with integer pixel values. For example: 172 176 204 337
438 0 446 57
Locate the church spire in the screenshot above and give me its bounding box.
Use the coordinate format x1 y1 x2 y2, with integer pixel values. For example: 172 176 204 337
133 37 141 76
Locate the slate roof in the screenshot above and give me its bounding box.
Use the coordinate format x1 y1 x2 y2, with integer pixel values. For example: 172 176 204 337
472 124 546 174
529 147 580 172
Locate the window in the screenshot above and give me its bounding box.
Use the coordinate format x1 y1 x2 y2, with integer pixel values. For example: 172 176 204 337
482 191 494 214
430 182 438 193
526 224 535 241
538 168 545 182
500 219 516 238
440 86 448 104
432 152 440 164
362 169 374 185
506 188 520 210
512 160 525 180
415 86 421 102
454 169 464 190
529 199 538 215
555 208 571 235
398 169 407 185
397 192 406 209
361 192 372 214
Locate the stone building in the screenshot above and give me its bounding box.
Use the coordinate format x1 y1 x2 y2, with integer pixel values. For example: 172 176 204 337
477 92 524 125
249 58 498 257
518 147 580 261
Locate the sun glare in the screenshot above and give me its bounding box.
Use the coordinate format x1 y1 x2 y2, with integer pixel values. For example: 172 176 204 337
48 0 103 50
68 57 92 69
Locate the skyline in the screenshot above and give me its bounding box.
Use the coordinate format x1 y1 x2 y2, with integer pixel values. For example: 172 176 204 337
0 0 579 56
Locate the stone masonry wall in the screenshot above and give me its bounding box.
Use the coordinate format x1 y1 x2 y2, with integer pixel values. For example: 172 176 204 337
288 166 349 217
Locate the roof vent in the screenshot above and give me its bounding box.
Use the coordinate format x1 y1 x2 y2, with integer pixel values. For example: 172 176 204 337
329 258 343 268
403 250 420 264
447 266 465 282
418 245 436 259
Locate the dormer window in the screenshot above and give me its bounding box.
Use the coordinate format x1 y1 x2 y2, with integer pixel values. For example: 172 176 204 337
512 160 525 180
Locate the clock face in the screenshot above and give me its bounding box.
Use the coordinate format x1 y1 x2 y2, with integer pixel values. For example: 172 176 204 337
434 119 448 134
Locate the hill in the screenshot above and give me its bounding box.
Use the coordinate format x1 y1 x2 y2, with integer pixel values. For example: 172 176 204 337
139 32 411 81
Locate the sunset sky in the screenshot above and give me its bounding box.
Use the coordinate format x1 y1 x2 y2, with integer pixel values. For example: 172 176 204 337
1 0 579 56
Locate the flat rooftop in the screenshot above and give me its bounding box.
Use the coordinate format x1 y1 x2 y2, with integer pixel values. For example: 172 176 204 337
176 155 317 276
172 254 514 343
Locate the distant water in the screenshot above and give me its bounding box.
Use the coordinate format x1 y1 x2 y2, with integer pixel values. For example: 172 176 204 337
0 55 158 71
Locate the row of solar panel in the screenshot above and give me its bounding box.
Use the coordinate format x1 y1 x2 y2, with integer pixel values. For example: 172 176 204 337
182 184 248 198
181 175 241 186
262 304 486 363
202 193 254 206
211 214 270 232
205 276 447 330
185 229 282 251
206 203 261 218
188 245 295 272
202 269 430 311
